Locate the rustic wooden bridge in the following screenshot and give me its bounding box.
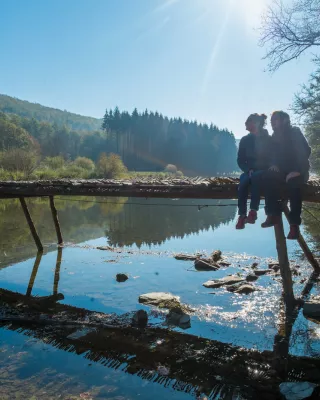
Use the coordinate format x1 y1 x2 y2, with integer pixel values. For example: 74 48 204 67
1 177 320 201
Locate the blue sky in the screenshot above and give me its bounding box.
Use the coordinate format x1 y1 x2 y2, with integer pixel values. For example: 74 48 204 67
0 0 315 138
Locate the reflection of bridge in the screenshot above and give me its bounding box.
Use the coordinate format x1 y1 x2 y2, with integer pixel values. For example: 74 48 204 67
1 247 320 399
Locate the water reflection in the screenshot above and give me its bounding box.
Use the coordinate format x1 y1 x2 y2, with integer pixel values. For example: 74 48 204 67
0 197 236 267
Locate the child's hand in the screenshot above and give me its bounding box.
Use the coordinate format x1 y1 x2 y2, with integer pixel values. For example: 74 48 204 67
269 165 279 172
286 171 300 182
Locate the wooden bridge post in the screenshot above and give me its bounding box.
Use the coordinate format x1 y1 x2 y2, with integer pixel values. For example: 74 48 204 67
26 252 43 296
274 216 295 306
283 204 320 273
53 247 62 296
19 197 43 252
49 196 63 245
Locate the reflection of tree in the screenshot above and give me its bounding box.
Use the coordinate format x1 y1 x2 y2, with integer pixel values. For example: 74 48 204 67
301 204 320 253
106 199 236 247
0 197 126 267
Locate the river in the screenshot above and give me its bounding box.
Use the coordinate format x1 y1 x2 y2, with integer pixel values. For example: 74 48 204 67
0 197 319 399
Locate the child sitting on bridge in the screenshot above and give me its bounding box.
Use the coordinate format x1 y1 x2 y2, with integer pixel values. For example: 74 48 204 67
236 113 272 229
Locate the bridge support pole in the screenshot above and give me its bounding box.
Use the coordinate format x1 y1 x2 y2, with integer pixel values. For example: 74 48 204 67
20 197 43 252
283 204 320 273
26 252 43 296
53 247 62 296
49 196 63 245
274 216 295 307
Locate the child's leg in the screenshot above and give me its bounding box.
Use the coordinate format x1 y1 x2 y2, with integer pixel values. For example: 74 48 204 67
238 173 250 216
249 170 264 211
287 176 304 225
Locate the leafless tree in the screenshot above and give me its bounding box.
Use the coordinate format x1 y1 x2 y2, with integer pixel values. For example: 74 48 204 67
260 0 320 72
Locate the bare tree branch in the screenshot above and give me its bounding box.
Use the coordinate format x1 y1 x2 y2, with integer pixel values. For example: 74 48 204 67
260 0 320 72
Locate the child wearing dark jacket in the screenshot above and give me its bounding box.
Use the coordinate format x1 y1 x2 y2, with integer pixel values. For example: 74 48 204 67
236 113 272 229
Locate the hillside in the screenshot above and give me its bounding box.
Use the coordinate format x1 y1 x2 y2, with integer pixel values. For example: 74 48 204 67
0 94 102 131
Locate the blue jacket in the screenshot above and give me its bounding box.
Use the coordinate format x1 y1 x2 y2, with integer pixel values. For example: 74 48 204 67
237 129 272 173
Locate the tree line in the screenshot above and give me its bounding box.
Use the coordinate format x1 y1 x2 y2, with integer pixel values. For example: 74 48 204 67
0 99 238 178
102 107 237 175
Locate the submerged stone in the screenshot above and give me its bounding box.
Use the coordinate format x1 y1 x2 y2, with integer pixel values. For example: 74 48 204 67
254 269 271 276
132 310 148 327
246 274 259 282
279 382 318 400
174 253 200 261
234 284 256 294
203 275 244 288
303 296 320 318
195 259 219 271
166 308 191 329
218 261 231 267
116 273 129 282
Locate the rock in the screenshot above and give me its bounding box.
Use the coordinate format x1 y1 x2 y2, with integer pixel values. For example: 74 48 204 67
251 262 259 269
116 273 129 282
203 275 245 288
166 309 191 329
246 274 259 282
211 250 222 262
303 296 320 318
138 292 193 313
279 382 318 400
179 314 191 325
292 268 301 276
139 292 179 305
218 261 231 267
174 253 200 261
226 282 245 292
132 310 148 327
97 246 114 251
254 269 271 276
269 263 280 272
234 284 256 294
195 259 219 271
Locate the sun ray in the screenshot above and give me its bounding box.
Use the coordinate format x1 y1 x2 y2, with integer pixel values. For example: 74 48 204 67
201 0 235 95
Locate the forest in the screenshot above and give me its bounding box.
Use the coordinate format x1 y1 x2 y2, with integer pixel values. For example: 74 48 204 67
0 94 238 179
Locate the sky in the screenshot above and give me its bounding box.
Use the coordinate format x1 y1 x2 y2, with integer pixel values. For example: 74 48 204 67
0 0 315 138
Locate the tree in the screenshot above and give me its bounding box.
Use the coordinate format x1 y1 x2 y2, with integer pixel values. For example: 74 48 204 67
293 61 320 171
96 153 127 178
260 0 320 72
0 149 38 178
74 156 95 171
0 117 34 150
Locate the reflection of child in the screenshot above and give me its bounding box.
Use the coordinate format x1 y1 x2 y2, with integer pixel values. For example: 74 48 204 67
236 113 272 229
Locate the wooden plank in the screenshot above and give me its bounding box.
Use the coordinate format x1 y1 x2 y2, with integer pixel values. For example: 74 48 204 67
0 178 319 202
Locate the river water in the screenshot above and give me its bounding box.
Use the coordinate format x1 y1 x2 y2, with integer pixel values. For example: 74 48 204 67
0 197 319 399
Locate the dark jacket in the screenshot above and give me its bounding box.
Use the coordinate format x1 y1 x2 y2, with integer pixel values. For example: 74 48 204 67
272 126 311 179
237 129 272 173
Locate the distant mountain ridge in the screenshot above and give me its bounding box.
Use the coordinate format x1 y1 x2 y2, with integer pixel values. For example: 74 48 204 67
0 94 102 131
